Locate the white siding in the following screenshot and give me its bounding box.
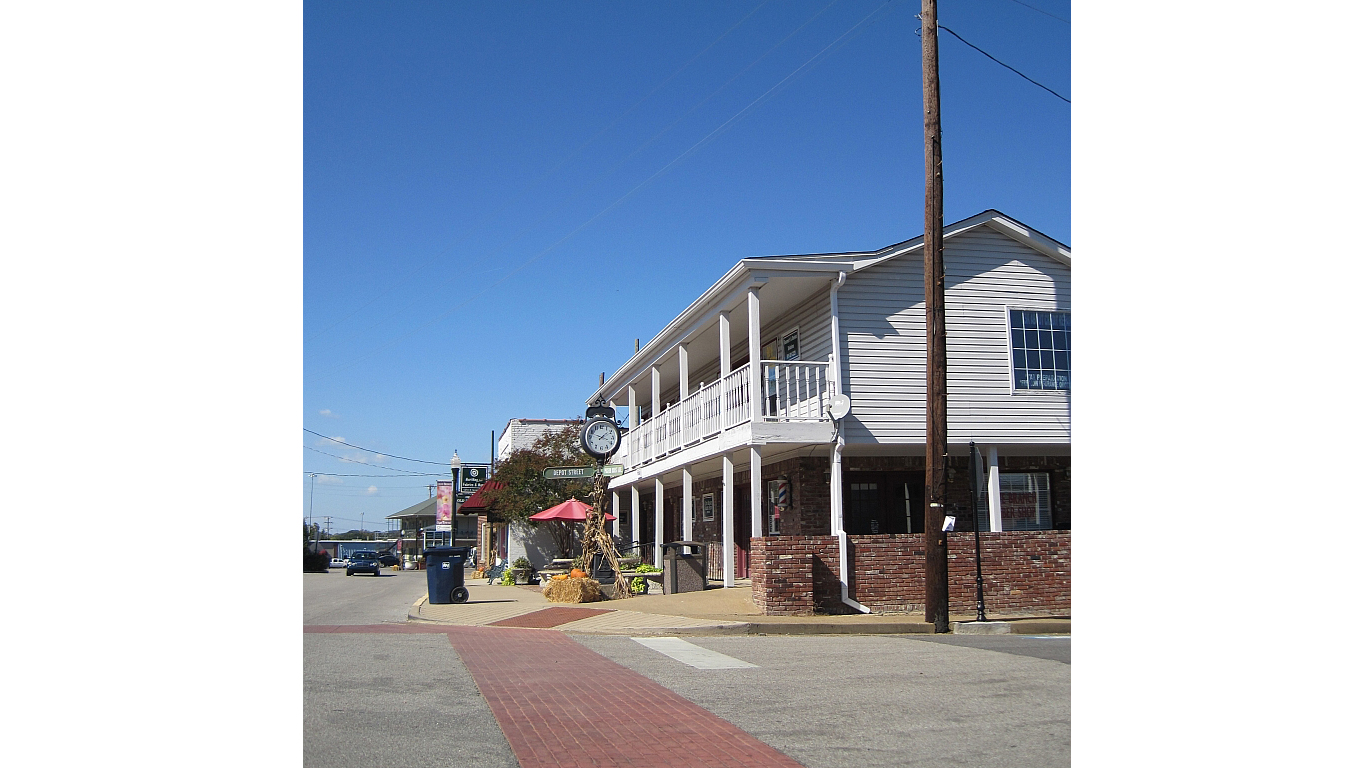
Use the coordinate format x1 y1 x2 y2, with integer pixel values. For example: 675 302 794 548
840 227 1070 445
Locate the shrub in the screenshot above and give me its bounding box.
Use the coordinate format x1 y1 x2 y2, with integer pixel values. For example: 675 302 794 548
512 556 532 569
304 549 330 573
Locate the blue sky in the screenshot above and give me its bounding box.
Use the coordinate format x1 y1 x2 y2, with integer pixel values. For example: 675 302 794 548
302 0 1071 533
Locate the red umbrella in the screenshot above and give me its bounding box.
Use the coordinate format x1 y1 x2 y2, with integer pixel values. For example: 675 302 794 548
530 498 615 521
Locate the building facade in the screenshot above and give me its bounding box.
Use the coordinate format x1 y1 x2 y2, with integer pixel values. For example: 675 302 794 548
584 210 1070 615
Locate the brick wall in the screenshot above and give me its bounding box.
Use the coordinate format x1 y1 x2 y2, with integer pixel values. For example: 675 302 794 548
749 531 1070 616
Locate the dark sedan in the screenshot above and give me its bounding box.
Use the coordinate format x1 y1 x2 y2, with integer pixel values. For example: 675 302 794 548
346 556 381 576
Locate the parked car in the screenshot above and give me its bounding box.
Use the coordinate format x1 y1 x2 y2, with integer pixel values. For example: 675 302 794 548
351 549 400 567
330 557 348 569
346 556 381 577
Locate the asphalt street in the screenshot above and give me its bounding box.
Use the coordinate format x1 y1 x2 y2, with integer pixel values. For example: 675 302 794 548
304 567 1070 767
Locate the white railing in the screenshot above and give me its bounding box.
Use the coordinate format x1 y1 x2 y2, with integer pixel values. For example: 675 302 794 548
618 360 833 471
760 360 829 421
722 364 751 429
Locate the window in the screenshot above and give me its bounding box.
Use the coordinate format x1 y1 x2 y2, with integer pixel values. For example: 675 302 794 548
766 478 790 534
999 472 1052 530
1009 309 1070 391
701 493 715 522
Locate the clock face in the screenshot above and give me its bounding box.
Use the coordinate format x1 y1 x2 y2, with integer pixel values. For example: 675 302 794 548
583 419 619 456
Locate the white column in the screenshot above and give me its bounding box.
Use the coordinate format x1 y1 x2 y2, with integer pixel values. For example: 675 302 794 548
682 465 693 541
750 446 763 538
719 311 731 376
611 489 620 538
631 484 641 552
748 286 762 423
987 446 1003 532
628 384 639 429
722 452 735 587
678 342 689 398
651 364 660 417
654 478 665 565
830 438 844 535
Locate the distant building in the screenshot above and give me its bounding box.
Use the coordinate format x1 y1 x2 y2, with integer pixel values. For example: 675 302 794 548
497 418 580 462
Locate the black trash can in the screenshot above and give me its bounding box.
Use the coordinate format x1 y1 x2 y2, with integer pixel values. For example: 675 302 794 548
662 541 708 594
424 546 470 604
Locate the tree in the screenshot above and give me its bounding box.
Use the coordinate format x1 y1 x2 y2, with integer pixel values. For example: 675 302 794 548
487 423 593 557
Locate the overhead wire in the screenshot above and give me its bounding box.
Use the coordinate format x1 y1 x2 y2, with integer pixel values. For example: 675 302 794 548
304 0 773 347
303 445 443 475
306 0 892 385
1000 0 1069 25
302 428 449 465
931 22 1070 104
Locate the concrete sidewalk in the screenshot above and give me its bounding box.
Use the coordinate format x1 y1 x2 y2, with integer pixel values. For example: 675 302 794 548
409 577 1069 636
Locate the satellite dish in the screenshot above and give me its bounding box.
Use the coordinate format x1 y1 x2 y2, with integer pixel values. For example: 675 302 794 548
828 394 851 420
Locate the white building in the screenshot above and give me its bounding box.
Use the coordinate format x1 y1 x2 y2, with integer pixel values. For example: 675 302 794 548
583 210 1071 615
497 418 580 461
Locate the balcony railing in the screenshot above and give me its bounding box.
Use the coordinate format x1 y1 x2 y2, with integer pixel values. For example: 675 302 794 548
617 360 831 470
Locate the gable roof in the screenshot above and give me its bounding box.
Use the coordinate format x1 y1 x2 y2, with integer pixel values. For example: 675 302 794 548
386 495 437 521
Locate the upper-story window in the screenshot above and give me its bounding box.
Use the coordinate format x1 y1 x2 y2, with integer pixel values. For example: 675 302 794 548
1010 309 1070 391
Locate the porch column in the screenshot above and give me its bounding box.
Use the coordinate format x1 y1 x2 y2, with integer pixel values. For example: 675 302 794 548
631 484 641 553
651 364 660 417
654 478 664 565
677 342 689 397
719 311 731 376
722 452 735 587
748 286 762 423
750 446 763 539
611 489 620 538
681 465 693 541
987 446 1003 532
628 384 639 428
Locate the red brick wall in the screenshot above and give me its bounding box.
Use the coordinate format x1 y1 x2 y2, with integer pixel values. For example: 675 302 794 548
749 531 1070 616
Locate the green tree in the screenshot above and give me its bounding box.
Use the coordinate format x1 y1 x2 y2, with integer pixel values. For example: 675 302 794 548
487 423 593 557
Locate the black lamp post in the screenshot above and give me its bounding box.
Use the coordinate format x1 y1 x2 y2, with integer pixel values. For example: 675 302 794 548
969 441 987 623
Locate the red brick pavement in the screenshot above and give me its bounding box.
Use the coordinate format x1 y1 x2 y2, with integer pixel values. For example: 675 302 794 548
446 625 807 768
488 607 611 628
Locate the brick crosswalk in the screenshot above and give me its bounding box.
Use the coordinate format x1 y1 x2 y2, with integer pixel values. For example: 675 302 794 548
446 626 807 768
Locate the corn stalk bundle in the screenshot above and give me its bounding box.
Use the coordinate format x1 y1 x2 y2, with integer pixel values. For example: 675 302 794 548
580 471 632 599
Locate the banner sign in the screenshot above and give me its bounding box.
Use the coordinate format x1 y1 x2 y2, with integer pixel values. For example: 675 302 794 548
436 480 453 529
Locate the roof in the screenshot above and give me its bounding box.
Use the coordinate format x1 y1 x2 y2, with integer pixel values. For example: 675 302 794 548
458 480 506 513
586 209 1070 405
385 495 437 521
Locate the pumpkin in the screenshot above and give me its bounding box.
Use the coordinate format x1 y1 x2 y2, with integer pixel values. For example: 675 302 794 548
569 568 587 578
552 574 569 581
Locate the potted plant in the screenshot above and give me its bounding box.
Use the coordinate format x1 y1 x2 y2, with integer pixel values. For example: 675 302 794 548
508 556 534 585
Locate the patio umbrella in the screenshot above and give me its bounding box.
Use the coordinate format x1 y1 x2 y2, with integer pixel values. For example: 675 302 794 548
530 497 615 521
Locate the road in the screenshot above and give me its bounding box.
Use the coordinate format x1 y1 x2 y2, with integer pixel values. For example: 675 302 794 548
304 568 1069 767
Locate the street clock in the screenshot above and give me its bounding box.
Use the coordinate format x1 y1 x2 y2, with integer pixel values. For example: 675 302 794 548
580 404 620 460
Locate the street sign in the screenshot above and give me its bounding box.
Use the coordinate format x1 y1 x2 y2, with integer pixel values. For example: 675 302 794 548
544 466 595 480
544 464 624 479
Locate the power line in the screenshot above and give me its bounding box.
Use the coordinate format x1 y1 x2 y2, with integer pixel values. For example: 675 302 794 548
303 428 449 465
303 445 443 475
304 1 773 349
1000 0 1069 25
305 0 892 385
304 471 445 479
935 23 1069 103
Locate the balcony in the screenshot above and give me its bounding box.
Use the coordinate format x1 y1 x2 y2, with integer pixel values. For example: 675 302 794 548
618 360 831 470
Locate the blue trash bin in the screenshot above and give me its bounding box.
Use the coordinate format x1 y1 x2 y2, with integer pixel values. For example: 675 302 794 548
424 547 470 604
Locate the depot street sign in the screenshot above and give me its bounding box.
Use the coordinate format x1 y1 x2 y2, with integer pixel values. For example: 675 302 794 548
543 464 624 480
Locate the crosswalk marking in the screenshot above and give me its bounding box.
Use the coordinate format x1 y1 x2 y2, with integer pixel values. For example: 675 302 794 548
631 637 757 669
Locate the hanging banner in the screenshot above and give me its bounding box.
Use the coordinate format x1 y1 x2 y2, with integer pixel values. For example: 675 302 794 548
436 480 453 531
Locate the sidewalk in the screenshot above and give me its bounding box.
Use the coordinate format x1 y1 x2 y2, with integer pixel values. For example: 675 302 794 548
409 576 1069 636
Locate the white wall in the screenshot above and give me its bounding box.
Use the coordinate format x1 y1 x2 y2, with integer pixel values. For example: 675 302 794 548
840 225 1071 445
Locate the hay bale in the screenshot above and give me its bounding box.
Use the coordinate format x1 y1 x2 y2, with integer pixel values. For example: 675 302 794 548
541 576 601 603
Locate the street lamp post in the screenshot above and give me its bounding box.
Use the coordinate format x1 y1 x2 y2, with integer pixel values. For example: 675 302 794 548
450 450 461 550
309 473 318 550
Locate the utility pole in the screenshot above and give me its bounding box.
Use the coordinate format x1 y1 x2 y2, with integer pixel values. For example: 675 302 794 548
921 0 950 633
428 484 435 498
309 473 318 551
